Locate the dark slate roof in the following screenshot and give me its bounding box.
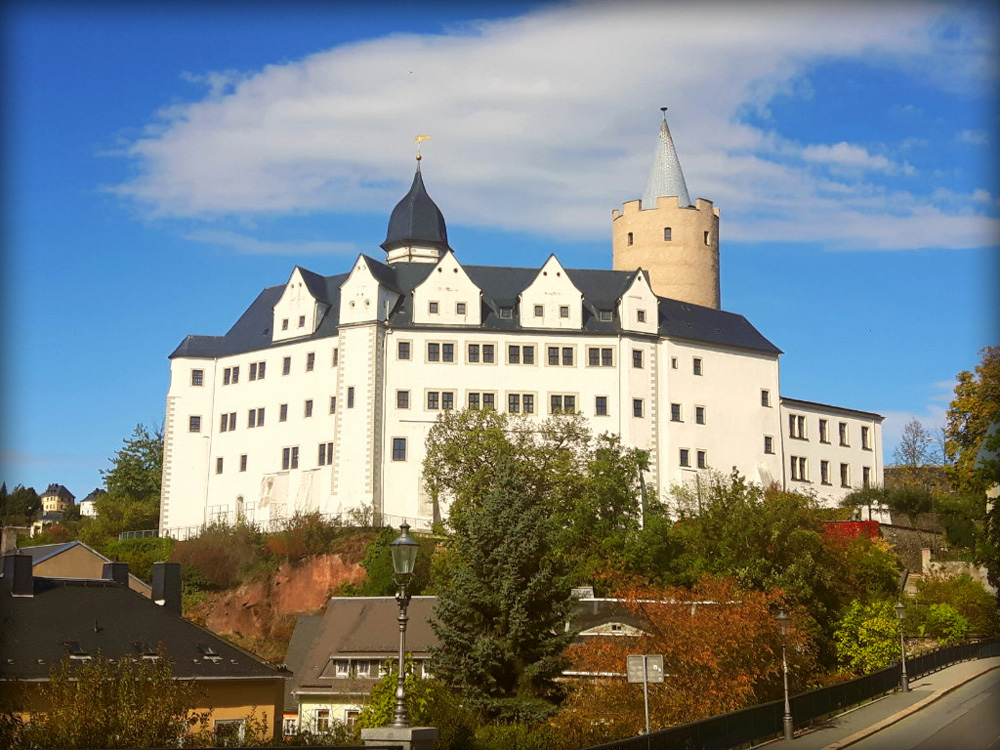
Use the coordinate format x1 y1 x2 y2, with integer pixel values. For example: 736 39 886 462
282 614 323 709
781 397 884 421
381 167 451 254
170 259 779 359
0 576 280 681
42 484 74 501
294 597 438 695
82 487 106 503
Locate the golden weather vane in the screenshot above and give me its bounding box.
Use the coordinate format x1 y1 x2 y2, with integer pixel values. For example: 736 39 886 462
414 134 430 160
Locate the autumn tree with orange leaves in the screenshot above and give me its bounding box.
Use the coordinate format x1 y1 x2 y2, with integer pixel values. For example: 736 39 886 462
548 577 818 749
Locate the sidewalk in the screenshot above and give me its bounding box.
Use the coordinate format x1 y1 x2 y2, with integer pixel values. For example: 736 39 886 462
767 656 1000 749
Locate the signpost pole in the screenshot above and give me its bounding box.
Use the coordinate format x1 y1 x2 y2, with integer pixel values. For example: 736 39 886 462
642 655 650 738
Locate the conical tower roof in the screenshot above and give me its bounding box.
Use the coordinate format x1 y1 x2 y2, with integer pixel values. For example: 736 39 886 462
381 163 451 254
642 110 691 208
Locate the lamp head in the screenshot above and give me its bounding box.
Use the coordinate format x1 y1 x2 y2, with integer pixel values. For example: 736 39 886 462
776 608 790 637
390 523 419 578
895 601 906 621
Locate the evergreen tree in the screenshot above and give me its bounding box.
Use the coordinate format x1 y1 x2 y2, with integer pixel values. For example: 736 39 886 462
430 455 573 720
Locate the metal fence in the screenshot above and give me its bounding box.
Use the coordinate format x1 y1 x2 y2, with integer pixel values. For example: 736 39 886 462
153 511 430 542
584 638 1000 750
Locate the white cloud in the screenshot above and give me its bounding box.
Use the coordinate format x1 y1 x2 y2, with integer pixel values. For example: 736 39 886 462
183 229 358 256
109 1 998 251
956 128 989 145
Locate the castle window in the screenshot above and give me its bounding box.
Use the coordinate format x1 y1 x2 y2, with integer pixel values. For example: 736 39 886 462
442 343 454 362
468 344 479 363
304 400 313 418
664 227 672 241
559 306 569 318
840 463 851 487
469 392 480 409
679 449 690 467
333 348 339 366
633 399 644 418
191 369 204 386
189 416 201 433
298 315 306 328
428 343 440 362
632 349 643 368
483 344 495 363
862 426 871 450
248 407 264 428
637 309 646 323
507 393 520 413
397 390 409 409
392 438 407 462
704 231 710 245
398 341 411 360
282 446 299 471
839 422 850 447
761 389 771 407
671 357 678 369
282 357 291 375
427 391 440 410
279 404 288 422
863 466 871 487
306 352 315 371
819 419 829 443
595 396 608 416
240 454 247 472
697 451 707 469
695 406 706 424
534 305 543 318
550 394 576 414
562 347 574 366
671 404 682 422
249 361 266 380
330 397 336 414
821 460 831 485
456 302 467 315
347 387 355 408
764 436 774 454
318 442 333 466
693 357 703 375
216 457 224 474
281 318 289 331
627 232 634 246
790 456 807 481
429 301 439 314
442 392 454 410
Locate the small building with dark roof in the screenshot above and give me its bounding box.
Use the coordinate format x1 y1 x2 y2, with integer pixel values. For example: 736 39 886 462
0 555 285 741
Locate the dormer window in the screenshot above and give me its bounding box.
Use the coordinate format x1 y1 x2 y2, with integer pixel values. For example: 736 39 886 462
534 305 543 318
559 306 569 318
637 309 646 323
429 301 439 314
282 319 289 331
598 310 612 322
197 643 222 662
456 302 466 315
499 307 513 319
298 315 306 328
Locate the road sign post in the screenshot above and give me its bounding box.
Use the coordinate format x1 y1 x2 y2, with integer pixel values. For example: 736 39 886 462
627 654 664 739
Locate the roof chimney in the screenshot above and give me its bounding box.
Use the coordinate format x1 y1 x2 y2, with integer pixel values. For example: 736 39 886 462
3 553 34 597
151 561 182 615
102 561 130 587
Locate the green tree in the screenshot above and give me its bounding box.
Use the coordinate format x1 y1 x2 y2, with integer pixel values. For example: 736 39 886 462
834 600 901 675
2 484 40 524
358 526 434 597
430 454 573 720
945 346 1000 491
12 650 211 749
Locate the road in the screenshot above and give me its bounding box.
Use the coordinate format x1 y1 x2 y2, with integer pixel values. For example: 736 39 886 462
844 667 1000 750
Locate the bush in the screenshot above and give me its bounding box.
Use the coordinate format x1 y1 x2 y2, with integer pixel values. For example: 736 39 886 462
915 574 1000 636
835 600 900 675
265 513 345 563
100 537 176 582
923 603 971 645
169 522 268 590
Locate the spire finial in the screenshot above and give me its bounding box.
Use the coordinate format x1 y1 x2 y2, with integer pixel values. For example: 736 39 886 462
414 134 430 163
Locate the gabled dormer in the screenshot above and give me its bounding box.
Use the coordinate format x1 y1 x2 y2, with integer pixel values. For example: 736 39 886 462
411 251 482 326
619 269 658 335
339 255 400 326
519 255 583 330
271 267 330 343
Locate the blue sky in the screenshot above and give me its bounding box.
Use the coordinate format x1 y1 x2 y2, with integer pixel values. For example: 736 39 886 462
2 1 997 500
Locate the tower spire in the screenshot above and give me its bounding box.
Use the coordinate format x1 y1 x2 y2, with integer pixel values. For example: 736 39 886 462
642 107 691 209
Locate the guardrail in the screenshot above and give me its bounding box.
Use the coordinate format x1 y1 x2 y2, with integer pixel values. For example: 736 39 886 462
584 638 1000 750
155 511 431 542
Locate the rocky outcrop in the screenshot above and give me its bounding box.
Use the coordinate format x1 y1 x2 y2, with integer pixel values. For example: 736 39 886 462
191 553 367 660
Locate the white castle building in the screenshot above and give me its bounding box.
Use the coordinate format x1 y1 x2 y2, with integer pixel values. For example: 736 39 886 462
158 114 883 538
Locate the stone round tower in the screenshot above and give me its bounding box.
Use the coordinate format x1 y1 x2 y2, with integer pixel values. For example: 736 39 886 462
612 110 720 309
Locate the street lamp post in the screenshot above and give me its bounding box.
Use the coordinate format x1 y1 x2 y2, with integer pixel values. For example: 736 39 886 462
389 523 419 728
895 601 909 692
777 609 794 742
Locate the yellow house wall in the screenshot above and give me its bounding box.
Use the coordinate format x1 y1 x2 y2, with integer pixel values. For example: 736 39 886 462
31 546 152 597
612 197 721 309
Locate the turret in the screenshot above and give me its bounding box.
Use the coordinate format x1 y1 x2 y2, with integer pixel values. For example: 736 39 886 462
612 109 720 309
382 155 451 265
